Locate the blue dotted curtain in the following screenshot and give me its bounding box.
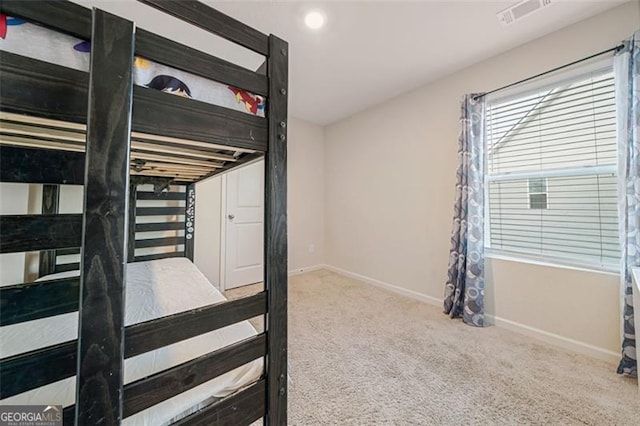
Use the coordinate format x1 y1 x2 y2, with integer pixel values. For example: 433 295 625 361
615 31 640 377
444 94 486 327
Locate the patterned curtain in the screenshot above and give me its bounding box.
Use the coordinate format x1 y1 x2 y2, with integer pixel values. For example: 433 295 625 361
615 31 639 377
444 94 486 327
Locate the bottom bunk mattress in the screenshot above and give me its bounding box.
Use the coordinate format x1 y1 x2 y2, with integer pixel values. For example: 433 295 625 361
0 257 263 425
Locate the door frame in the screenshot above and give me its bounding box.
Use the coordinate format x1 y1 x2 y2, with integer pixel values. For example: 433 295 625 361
219 173 228 292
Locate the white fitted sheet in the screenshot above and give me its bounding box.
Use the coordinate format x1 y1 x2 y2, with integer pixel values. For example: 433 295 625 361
0 257 263 425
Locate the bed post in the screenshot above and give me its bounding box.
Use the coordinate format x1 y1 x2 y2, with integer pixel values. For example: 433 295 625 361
185 183 196 261
39 184 60 276
75 8 134 425
265 34 288 426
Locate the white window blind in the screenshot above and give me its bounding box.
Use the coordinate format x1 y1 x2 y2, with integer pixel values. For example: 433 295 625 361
486 69 620 269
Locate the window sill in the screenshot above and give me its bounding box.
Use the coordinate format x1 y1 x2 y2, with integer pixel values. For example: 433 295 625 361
484 250 620 276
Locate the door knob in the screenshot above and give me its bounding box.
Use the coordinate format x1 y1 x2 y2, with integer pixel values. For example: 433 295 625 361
228 214 235 220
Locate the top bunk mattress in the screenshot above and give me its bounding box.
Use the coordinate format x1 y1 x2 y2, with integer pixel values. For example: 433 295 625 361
0 257 263 425
0 15 266 117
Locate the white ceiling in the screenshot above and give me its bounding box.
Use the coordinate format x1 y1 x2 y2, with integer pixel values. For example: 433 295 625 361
78 0 626 125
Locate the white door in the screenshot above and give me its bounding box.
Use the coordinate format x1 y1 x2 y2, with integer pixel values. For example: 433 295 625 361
224 160 264 289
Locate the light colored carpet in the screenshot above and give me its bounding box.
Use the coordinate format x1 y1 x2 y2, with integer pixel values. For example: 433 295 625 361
228 269 639 425
224 282 264 332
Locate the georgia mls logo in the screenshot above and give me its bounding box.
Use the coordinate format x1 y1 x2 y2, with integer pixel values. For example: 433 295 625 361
0 405 62 426
43 406 61 416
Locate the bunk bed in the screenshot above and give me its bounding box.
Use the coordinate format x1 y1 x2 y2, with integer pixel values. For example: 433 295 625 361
0 1 288 425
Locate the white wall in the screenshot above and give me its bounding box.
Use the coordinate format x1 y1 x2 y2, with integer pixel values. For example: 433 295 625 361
0 184 29 286
195 176 223 286
324 2 639 360
288 118 325 272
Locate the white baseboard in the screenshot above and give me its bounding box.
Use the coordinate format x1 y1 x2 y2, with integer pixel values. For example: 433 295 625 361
322 264 442 308
322 264 620 365
486 314 620 364
288 264 324 277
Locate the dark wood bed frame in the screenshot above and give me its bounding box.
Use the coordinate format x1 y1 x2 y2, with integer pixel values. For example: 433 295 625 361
0 1 288 424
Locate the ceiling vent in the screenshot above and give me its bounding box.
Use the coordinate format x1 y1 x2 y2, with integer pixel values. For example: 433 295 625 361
497 0 554 26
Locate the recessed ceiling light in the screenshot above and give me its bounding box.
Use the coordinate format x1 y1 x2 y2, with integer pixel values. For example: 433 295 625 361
304 11 326 30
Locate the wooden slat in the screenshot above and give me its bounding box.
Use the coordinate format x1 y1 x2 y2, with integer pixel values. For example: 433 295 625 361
136 206 185 216
0 136 84 152
128 182 137 261
135 236 184 249
174 380 266 426
0 112 84 131
59 337 264 422
132 170 199 177
137 0 269 56
57 247 81 256
40 184 60 213
123 334 266 417
55 263 80 274
137 28 268 96
136 168 206 177
0 120 85 143
131 161 216 174
133 251 184 262
0 51 88 124
0 340 77 399
131 171 199 179
137 191 186 201
61 336 265 419
125 292 267 358
131 176 183 189
0 145 85 185
135 222 185 232
131 131 256 154
185 185 196 261
0 131 70 150
132 141 237 162
199 152 264 181
75 10 134 424
265 34 289 425
0 277 80 326
0 214 82 253
39 184 60 276
0 293 265 398
132 150 225 167
133 161 218 172
131 171 198 181
0 0 92 40
133 85 268 152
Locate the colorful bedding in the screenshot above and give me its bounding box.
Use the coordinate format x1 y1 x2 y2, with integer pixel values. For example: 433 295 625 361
0 14 266 116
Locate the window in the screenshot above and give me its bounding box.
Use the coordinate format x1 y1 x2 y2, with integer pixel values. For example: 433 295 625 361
485 68 620 270
528 178 548 209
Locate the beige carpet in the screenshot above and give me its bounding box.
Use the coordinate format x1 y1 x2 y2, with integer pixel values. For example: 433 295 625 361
227 269 639 425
